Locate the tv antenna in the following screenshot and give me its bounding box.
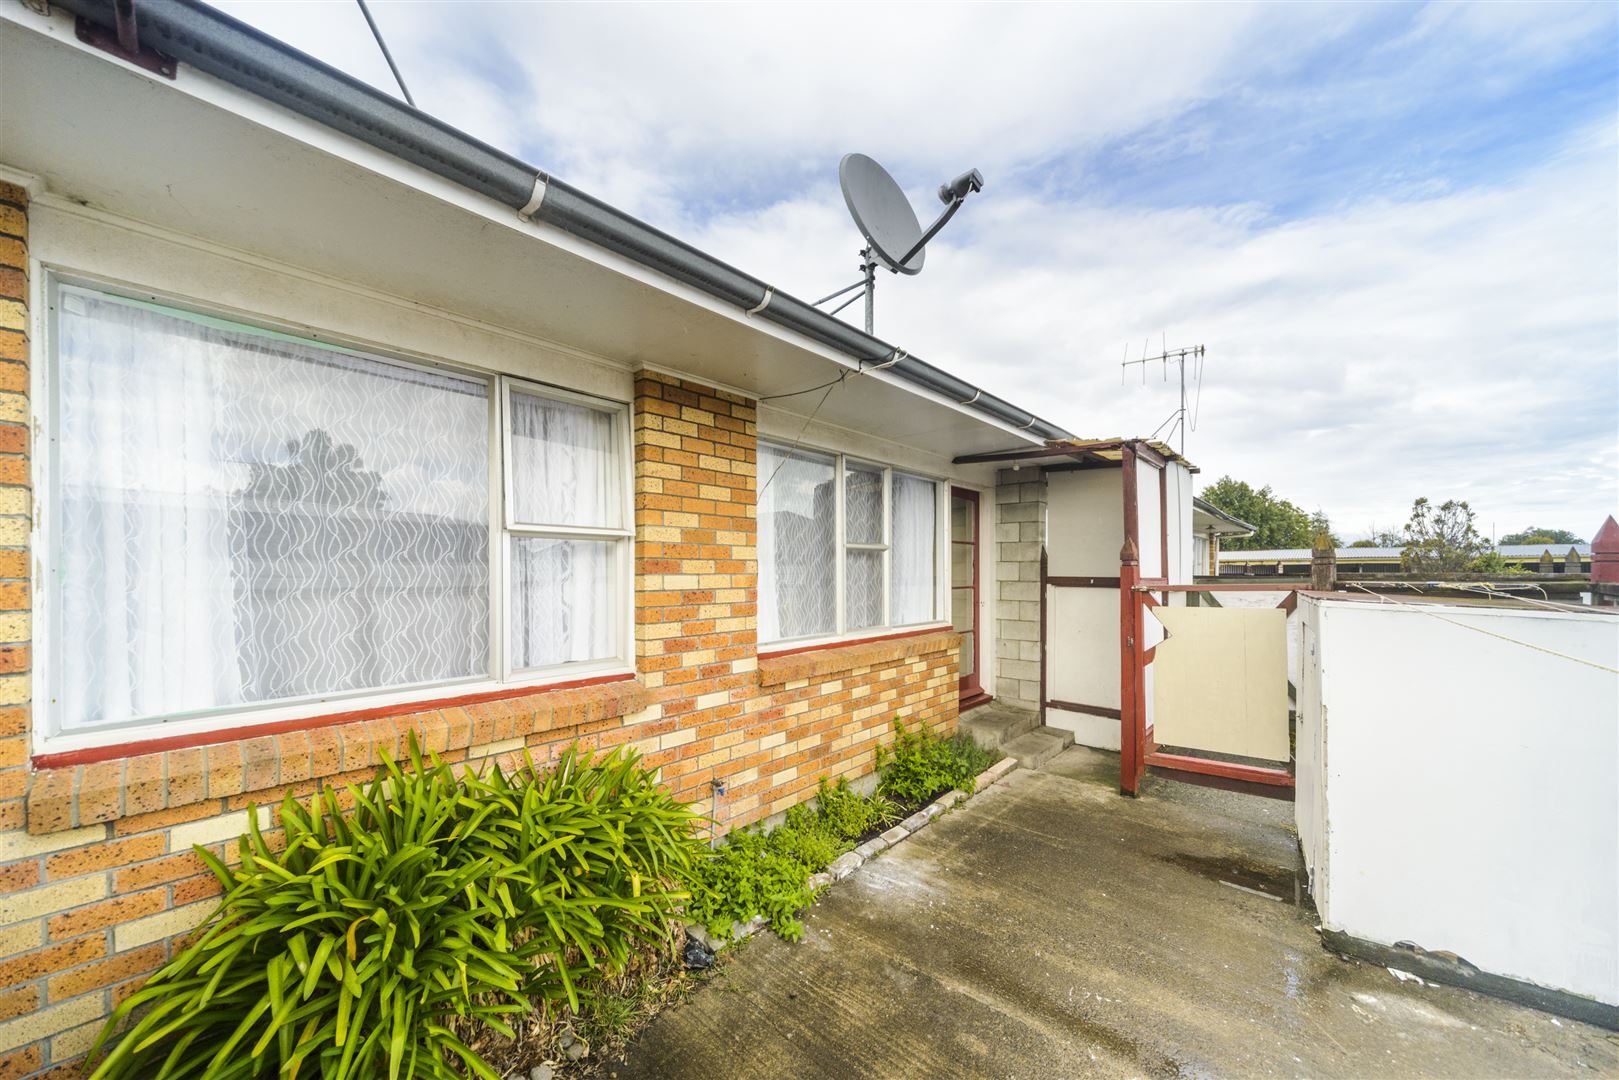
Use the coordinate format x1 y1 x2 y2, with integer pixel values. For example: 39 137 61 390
812 153 985 335
1121 339 1206 455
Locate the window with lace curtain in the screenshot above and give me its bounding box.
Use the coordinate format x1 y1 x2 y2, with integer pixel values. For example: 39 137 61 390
44 280 631 740
757 439 943 647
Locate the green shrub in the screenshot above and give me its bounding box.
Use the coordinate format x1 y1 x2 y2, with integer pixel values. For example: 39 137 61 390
682 776 897 943
88 740 702 1080
876 717 1002 804
812 776 897 839
682 827 814 943
768 803 843 869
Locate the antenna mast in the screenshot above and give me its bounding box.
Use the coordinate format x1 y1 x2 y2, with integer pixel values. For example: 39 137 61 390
1121 343 1205 455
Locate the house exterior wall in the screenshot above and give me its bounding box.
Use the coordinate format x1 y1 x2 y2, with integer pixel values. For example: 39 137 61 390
994 467 1046 711
1043 468 1124 748
0 194 959 1076
1296 596 1619 1008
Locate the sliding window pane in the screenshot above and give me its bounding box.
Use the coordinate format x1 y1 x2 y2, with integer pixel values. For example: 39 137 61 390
758 443 836 641
509 390 620 529
846 549 884 631
845 462 884 545
890 472 937 624
510 537 616 669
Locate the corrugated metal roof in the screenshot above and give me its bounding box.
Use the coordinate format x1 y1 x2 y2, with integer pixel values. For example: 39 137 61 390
1221 544 1591 563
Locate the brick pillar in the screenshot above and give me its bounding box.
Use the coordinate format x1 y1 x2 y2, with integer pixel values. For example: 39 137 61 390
1310 532 1336 591
994 466 1045 711
0 182 28 803
631 371 758 822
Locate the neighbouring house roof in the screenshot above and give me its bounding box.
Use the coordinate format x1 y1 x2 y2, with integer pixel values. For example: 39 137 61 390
1191 497 1255 538
42 0 1075 449
1496 544 1593 558
1221 544 1592 564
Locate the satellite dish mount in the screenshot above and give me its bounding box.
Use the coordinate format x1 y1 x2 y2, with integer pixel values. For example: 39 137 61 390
815 153 984 334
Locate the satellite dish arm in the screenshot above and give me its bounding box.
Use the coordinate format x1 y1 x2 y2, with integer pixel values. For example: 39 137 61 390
894 198 963 270
893 168 983 270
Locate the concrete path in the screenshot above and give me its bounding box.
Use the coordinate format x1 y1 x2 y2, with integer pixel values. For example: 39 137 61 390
621 748 1617 1079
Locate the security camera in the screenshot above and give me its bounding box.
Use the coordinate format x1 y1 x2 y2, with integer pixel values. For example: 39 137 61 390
938 168 985 204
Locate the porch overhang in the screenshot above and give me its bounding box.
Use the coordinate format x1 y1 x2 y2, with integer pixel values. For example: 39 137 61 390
953 437 1200 473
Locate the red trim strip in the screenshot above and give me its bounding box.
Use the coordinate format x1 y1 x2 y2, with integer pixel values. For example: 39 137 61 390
1044 699 1121 720
757 625 950 661
1143 750 1294 788
31 672 637 770
1147 583 1301 593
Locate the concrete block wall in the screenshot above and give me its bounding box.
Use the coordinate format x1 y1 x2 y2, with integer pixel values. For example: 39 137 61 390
994 467 1046 711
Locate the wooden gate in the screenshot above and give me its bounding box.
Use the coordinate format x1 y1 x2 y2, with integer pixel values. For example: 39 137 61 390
1119 555 1298 799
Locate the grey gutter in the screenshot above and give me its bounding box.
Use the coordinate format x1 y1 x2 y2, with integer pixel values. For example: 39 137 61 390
57 0 1075 442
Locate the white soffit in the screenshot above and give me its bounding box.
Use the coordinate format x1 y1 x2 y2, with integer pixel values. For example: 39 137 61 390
0 11 1040 460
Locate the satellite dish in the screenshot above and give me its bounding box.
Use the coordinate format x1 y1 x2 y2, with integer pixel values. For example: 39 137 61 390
821 153 983 333
840 153 926 276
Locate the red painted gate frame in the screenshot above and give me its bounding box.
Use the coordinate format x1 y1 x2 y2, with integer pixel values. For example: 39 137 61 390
1118 443 1297 799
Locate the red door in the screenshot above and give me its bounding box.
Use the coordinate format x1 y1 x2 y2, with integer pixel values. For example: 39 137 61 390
951 488 988 708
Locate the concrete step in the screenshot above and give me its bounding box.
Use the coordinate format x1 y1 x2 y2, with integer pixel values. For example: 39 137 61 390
1002 726 1073 771
959 706 1040 751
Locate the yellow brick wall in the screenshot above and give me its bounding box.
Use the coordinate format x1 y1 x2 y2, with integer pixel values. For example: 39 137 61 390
0 191 959 1075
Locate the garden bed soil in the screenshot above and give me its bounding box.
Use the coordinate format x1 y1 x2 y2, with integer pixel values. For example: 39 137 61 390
847 792 933 847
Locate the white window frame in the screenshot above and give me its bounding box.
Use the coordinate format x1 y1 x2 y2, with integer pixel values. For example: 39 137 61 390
759 439 949 650
35 274 635 754
497 376 635 680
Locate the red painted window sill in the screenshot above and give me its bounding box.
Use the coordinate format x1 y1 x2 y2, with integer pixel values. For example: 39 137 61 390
31 673 638 770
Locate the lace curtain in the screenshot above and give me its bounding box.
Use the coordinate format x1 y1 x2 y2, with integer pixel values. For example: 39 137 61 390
890 472 938 625
507 389 621 668
54 286 490 733
508 390 620 528
758 444 836 641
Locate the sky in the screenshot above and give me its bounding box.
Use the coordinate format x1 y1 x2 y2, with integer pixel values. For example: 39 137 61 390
215 0 1619 542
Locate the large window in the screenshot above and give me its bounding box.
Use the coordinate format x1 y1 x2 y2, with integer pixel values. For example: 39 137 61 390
757 440 943 646
46 281 630 738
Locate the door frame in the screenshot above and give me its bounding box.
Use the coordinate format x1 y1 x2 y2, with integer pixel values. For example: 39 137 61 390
951 487 990 709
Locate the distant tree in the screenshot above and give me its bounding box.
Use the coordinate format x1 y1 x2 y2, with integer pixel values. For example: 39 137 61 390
1199 477 1314 551
1360 527 1405 547
1499 527 1585 546
1347 539 1379 548
1307 510 1342 549
1399 498 1490 574
1465 551 1528 576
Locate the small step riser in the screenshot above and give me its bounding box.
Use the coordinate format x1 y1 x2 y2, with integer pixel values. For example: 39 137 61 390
959 711 1041 752
1003 731 1068 770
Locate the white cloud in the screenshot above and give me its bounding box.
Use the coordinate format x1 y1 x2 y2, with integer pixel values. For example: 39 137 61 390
682 128 1618 535
211 0 1619 537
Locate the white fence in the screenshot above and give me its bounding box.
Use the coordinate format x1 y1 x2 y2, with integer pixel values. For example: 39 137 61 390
1295 595 1619 1007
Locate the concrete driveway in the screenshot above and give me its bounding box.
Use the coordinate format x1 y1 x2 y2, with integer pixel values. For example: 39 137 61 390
622 748 1617 1079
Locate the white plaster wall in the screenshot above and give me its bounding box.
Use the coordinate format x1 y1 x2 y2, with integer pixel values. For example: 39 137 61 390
1296 597 1619 1005
1135 463 1163 580
1294 602 1328 891
1165 463 1194 588
1045 470 1123 747
1046 470 1122 577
